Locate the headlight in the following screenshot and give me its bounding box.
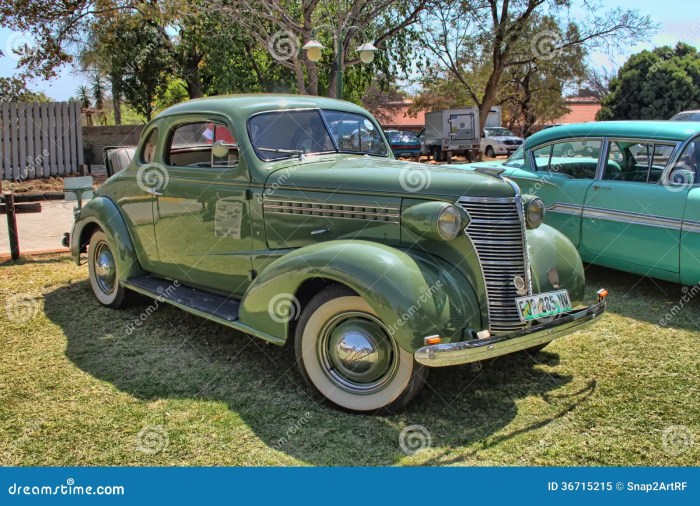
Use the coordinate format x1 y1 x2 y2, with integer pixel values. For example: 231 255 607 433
525 197 545 229
437 205 462 240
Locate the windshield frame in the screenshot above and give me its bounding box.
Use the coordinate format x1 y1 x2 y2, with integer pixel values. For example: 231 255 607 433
503 146 525 168
246 107 390 162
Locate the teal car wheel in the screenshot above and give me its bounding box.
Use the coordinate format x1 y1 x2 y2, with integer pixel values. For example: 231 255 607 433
295 286 427 413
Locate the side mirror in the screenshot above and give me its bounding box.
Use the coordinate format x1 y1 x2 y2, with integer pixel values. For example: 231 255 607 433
212 140 230 158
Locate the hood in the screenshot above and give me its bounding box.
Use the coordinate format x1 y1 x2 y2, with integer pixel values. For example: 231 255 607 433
452 161 532 179
263 154 516 200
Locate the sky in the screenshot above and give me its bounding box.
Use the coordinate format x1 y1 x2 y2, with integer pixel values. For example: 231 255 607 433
1 0 699 101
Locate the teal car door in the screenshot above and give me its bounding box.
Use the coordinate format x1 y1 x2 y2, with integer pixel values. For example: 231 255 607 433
151 116 254 296
580 139 684 280
517 139 603 247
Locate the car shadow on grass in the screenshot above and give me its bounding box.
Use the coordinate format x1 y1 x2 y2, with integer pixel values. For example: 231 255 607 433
45 281 593 466
583 263 700 332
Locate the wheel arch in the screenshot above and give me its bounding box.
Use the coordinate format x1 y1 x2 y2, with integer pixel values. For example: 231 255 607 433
70 196 144 280
238 240 482 353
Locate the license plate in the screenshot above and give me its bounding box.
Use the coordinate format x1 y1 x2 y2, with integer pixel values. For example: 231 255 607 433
515 290 572 322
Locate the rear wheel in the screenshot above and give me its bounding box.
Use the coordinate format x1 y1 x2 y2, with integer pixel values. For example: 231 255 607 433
87 230 132 308
445 151 453 164
294 286 427 413
485 146 495 158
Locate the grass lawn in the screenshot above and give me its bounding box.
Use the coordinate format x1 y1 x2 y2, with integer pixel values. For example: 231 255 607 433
0 253 697 466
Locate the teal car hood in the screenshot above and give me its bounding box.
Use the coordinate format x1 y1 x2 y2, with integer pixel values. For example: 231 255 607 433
263 155 517 199
452 161 531 179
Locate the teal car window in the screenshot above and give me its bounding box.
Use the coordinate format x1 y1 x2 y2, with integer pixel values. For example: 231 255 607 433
532 140 602 179
166 121 236 167
602 140 675 183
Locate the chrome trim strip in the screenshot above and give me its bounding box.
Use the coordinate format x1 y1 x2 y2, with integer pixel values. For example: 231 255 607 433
415 297 606 367
682 220 700 234
546 202 583 215
582 206 681 230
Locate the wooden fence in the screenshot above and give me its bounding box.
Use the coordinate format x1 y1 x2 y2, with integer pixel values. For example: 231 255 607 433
0 101 83 181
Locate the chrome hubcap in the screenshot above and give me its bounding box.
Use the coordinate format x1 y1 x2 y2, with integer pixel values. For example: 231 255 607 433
318 313 397 394
93 243 116 294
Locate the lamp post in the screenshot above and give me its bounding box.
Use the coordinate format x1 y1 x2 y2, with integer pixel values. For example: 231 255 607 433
302 25 378 101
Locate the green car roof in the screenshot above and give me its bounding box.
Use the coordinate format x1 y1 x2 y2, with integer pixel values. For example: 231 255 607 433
525 121 700 150
155 94 371 121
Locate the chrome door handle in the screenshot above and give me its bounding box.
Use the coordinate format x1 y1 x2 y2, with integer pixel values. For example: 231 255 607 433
592 185 611 190
146 187 163 196
311 228 330 235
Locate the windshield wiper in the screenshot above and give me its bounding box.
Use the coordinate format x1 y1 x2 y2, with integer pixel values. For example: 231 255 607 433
258 147 304 160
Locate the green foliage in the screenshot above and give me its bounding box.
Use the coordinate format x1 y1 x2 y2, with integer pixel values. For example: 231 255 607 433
598 43 700 120
0 77 52 103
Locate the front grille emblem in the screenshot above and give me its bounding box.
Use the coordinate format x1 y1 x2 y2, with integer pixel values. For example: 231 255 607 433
513 275 527 296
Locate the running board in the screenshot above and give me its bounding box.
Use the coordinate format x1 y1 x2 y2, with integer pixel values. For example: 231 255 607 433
122 276 286 346
123 276 240 322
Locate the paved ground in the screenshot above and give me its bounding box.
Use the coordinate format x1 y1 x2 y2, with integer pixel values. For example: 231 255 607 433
0 200 75 256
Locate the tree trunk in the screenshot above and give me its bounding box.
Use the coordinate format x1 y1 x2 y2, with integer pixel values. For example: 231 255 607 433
110 75 122 125
184 51 204 99
479 64 503 132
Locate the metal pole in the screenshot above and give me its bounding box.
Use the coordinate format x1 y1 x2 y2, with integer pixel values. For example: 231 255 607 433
336 27 344 100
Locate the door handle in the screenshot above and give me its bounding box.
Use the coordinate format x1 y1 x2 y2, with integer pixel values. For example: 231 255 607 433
592 185 611 190
146 187 163 196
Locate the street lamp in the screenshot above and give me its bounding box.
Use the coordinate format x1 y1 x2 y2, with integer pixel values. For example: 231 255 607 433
301 26 378 101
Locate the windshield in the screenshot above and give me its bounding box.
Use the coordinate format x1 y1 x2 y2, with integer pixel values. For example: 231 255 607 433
248 109 388 161
485 127 514 137
504 146 525 167
387 131 419 143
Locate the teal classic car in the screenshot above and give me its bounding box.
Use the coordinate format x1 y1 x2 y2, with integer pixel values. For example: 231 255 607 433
68 94 606 413
459 122 700 285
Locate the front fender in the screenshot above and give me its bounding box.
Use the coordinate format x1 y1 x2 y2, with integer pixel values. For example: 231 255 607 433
70 196 144 280
238 240 481 353
527 224 585 305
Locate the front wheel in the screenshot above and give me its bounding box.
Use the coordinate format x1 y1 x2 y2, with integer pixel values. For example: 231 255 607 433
485 146 495 158
87 230 132 308
294 286 427 413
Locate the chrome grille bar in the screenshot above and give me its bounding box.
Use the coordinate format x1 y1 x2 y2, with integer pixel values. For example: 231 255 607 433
457 196 530 334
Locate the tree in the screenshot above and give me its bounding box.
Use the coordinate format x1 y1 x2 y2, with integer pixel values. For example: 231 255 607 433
212 0 430 97
0 77 51 102
597 43 700 120
418 0 654 131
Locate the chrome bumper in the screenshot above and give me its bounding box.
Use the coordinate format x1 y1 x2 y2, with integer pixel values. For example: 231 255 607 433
414 297 606 367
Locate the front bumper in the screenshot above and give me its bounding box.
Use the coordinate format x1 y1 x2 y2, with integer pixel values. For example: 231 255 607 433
414 297 606 367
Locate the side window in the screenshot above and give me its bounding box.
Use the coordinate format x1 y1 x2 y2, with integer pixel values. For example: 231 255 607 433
532 140 602 179
668 138 699 187
166 121 237 167
140 128 158 163
603 140 676 183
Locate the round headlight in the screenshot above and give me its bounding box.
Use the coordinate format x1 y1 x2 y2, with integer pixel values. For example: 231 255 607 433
437 205 462 240
525 198 545 229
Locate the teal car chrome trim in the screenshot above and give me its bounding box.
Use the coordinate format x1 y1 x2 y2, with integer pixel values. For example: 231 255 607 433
263 199 401 223
681 220 700 234
582 206 682 230
546 202 583 215
415 297 606 367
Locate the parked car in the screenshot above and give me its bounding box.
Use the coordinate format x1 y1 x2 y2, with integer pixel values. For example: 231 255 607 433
67 94 606 413
670 110 700 121
481 126 524 158
457 121 700 285
385 129 422 161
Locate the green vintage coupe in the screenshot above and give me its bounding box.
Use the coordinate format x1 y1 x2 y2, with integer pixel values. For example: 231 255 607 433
68 95 606 413
460 121 700 285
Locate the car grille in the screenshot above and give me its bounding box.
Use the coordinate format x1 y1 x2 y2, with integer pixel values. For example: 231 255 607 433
503 139 522 145
457 196 530 334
